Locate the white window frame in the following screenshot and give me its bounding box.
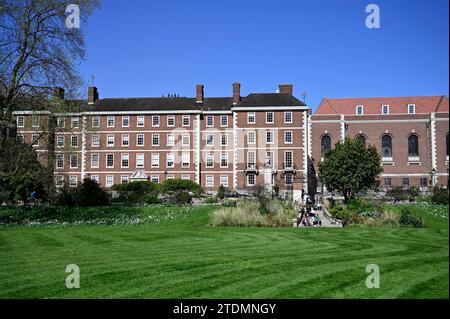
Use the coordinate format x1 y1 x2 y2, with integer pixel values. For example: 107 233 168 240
166 153 175 168
151 153 160 168
69 175 78 187
71 116 79 128
71 135 78 148
121 153 129 168
136 153 144 168
56 154 64 169
221 134 228 146
284 151 293 168
17 116 24 128
182 134 190 147
32 116 40 128
92 135 100 147
105 175 114 188
220 153 228 168
122 116 130 128
106 154 114 168
247 131 256 144
284 131 293 144
206 175 214 187
247 151 256 168
107 116 115 127
136 134 145 147
167 115 175 127
107 134 114 147
408 104 416 114
266 131 274 144
181 175 190 180
167 134 175 146
182 115 190 126
91 175 99 184
206 134 214 146
152 115 160 127
70 154 78 169
356 105 364 115
247 112 255 124
182 153 190 168
32 134 39 147
56 135 65 148
152 134 160 146
247 174 256 186
220 175 228 187
91 153 99 168
121 175 129 184
57 117 65 128
206 153 214 168
137 115 145 127
151 175 159 183
121 134 129 147
206 116 214 127
266 112 274 124
284 111 293 124
220 115 228 127
92 116 100 128
382 105 390 115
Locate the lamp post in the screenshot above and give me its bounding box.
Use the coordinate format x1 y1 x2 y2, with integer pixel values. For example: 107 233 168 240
164 170 168 181
431 167 437 188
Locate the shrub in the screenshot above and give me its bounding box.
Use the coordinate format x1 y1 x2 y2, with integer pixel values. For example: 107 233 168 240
346 198 373 214
399 208 424 228
161 179 203 196
329 204 351 222
53 184 75 207
171 191 192 205
216 185 228 200
407 187 421 202
112 181 160 204
72 178 110 207
222 199 237 207
209 199 295 227
431 187 449 205
204 196 218 204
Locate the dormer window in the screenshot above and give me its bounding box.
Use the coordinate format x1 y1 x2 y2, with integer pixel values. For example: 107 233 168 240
356 105 364 115
382 105 389 115
408 104 415 114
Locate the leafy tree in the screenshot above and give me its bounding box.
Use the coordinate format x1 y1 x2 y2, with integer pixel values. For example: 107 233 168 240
319 137 382 203
431 186 449 205
72 177 110 206
111 181 160 204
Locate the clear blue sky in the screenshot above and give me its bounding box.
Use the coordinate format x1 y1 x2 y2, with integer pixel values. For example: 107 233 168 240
80 0 449 111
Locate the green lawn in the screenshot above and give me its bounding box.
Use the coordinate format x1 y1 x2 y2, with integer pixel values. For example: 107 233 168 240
0 204 448 298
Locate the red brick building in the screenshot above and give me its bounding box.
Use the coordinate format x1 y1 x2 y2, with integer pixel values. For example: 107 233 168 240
309 96 449 193
14 83 310 201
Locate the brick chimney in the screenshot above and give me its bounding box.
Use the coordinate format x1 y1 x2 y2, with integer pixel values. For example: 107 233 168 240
279 84 293 95
196 84 204 103
232 82 241 105
53 87 65 100
88 86 98 105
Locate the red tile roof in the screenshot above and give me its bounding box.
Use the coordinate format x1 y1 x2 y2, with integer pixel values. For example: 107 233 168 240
315 95 449 115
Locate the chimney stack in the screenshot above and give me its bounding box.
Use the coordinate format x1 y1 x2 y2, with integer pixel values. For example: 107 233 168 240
196 84 204 103
88 86 98 105
53 87 65 100
279 84 293 95
232 82 241 105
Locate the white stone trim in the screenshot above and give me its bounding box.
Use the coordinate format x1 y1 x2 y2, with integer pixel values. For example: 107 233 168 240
195 114 201 184
431 112 437 186
233 111 238 189
231 106 309 111
340 115 345 141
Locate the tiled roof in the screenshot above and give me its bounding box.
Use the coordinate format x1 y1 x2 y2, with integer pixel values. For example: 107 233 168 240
237 93 306 107
315 96 449 115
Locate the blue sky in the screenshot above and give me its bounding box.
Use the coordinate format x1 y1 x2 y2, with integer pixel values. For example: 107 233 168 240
80 0 449 111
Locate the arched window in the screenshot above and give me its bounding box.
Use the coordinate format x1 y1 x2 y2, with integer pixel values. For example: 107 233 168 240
381 135 392 159
357 134 366 146
321 135 331 157
408 134 419 157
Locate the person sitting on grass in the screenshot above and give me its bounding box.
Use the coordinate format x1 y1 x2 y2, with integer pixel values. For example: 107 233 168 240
313 214 322 226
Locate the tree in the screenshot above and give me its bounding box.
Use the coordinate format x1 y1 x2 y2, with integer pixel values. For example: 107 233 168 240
0 0 99 203
318 137 382 202
0 0 100 133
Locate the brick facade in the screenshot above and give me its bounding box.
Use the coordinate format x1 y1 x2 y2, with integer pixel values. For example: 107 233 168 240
309 96 449 193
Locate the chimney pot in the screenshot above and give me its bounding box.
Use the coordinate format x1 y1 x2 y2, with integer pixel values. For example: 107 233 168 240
88 86 98 104
279 84 293 95
232 82 241 105
196 84 204 103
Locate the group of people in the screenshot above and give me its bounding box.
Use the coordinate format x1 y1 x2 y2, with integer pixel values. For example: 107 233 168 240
296 204 322 227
